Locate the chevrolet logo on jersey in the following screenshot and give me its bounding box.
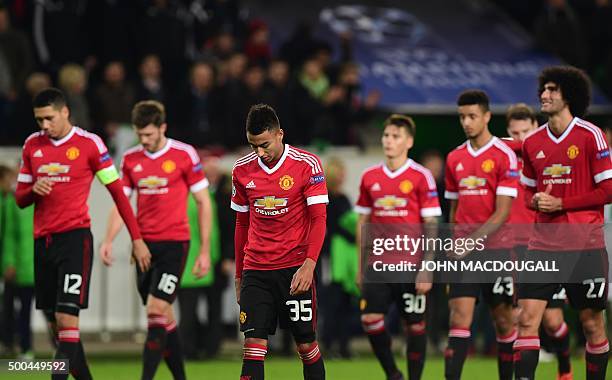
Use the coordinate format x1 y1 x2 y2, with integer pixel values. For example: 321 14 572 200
138 176 168 189
459 176 486 189
543 164 571 178
254 196 289 216
38 163 70 176
374 195 407 210
254 196 288 209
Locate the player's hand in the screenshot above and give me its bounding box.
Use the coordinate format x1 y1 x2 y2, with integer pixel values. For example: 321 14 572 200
132 239 151 272
32 178 53 196
290 258 316 296
415 269 433 295
99 241 114 266
534 184 562 212
221 259 234 276
235 277 241 304
192 248 211 279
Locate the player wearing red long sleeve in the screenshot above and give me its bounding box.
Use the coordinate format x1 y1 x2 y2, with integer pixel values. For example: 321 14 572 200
15 88 150 380
232 104 328 380
504 104 573 380
514 66 611 380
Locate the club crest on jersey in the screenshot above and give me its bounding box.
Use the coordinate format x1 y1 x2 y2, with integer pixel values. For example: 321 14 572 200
279 175 294 190
459 176 486 189
239 311 247 324
566 145 579 159
66 147 80 160
162 160 176 173
399 180 413 194
481 159 495 173
254 196 288 216
374 195 407 210
543 164 571 178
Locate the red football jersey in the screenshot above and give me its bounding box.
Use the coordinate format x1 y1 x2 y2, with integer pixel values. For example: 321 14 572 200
355 159 442 223
502 138 536 246
521 118 611 251
121 139 208 242
17 127 115 237
231 145 328 271
445 137 519 249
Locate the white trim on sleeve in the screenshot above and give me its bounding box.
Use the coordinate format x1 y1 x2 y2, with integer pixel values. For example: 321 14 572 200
496 186 518 198
123 186 133 197
594 169 612 184
190 178 210 193
306 194 329 206
231 201 249 213
17 173 32 183
421 207 442 218
354 205 372 215
520 173 537 188
444 191 459 200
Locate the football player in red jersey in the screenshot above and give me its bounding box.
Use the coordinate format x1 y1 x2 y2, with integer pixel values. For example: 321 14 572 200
232 104 328 380
514 66 611 380
504 104 573 380
15 88 150 380
355 114 441 380
99 101 212 380
443 90 519 380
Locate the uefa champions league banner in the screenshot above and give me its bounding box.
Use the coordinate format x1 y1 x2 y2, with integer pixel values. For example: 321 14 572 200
315 3 611 113
250 0 610 111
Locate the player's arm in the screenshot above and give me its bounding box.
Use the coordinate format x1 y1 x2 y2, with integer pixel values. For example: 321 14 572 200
15 143 38 207
191 187 213 278
290 202 327 296
230 169 250 303
91 145 150 271
448 199 458 223
290 161 329 296
355 212 371 280
520 141 539 210
538 135 612 212
99 204 125 266
469 194 513 241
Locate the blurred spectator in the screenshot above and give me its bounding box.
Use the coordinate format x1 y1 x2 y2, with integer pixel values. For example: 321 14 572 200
199 31 237 62
534 0 587 68
299 58 330 102
319 62 380 146
280 22 320 70
135 54 166 104
0 4 32 100
244 19 271 66
58 64 91 131
31 0 87 73
262 59 295 143
177 61 220 145
201 0 244 41
290 58 329 145
319 157 359 359
178 154 234 359
419 149 448 222
1 165 35 359
8 72 51 144
135 0 188 89
217 53 248 147
92 61 135 148
588 0 612 95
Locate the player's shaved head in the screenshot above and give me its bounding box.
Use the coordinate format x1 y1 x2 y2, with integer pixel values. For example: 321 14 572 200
246 104 280 135
32 87 67 110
